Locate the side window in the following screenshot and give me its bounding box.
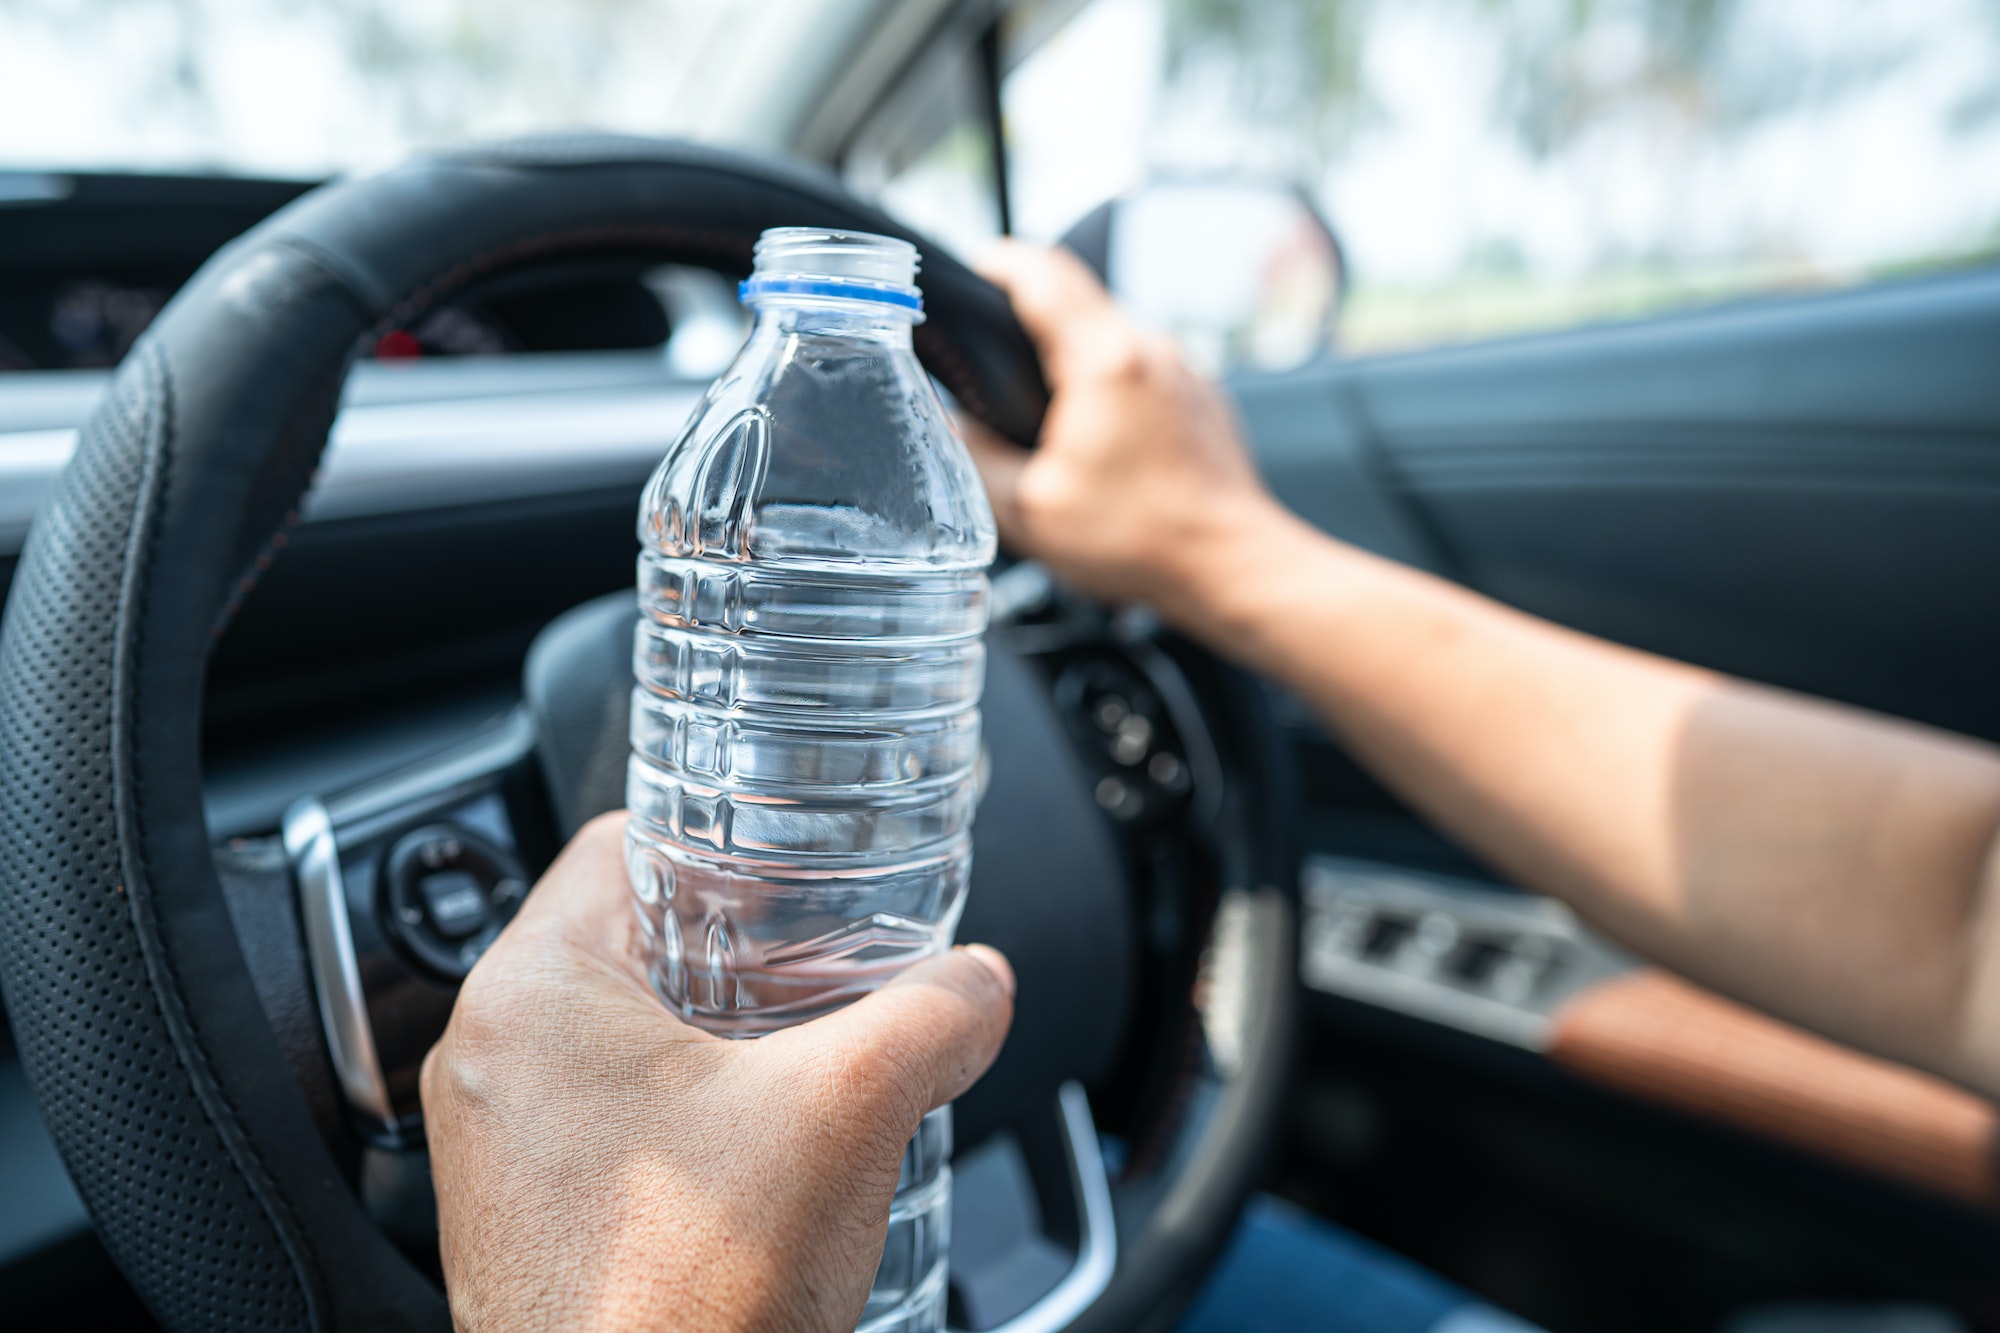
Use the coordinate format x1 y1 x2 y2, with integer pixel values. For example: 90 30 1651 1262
843 34 1006 264
998 0 2000 354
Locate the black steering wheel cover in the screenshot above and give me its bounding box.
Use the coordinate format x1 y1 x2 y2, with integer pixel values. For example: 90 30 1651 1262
0 137 1050 1333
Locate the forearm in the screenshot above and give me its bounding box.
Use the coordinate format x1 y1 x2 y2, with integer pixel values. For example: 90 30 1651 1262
1174 499 2000 1095
965 241 2000 1092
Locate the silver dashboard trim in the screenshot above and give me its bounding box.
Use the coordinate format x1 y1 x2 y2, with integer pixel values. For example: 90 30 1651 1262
325 708 538 843
282 797 395 1131
0 359 708 554
958 1080 1118 1333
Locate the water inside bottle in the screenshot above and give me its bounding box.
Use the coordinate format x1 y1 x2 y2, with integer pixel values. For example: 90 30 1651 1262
624 227 994 1332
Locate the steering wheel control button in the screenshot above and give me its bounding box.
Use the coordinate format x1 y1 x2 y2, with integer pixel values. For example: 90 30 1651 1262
419 869 491 940
1109 713 1153 765
492 875 529 912
1096 775 1143 820
382 823 528 979
1055 655 1197 827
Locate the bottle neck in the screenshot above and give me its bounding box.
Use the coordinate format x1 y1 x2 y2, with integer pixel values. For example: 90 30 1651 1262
752 298 917 346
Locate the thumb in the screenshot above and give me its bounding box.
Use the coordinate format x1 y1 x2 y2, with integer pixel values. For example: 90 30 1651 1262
788 945 1015 1123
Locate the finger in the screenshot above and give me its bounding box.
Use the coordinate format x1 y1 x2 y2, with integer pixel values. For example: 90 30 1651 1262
511 809 631 934
787 944 1016 1120
474 811 653 995
957 413 1031 550
976 240 1127 385
458 812 717 1048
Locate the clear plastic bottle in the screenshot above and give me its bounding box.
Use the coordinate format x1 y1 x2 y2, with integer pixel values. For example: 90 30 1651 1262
625 227 995 1333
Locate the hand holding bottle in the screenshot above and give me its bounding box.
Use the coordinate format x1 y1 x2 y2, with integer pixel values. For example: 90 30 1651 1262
422 813 1014 1333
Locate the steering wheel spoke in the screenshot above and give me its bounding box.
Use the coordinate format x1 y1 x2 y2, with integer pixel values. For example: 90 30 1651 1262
282 710 541 1145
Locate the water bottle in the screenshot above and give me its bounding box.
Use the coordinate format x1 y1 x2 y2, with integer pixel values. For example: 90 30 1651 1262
624 227 996 1333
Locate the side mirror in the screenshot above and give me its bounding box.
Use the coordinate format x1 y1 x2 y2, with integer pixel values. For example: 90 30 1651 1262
1059 179 1344 375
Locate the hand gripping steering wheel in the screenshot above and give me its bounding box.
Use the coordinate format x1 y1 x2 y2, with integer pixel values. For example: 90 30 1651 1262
0 138 1297 1333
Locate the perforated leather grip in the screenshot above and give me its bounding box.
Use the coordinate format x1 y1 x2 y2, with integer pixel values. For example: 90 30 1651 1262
0 136 1047 1333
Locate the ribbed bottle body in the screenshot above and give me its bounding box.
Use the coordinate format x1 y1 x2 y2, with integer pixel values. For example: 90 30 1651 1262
625 546 987 1032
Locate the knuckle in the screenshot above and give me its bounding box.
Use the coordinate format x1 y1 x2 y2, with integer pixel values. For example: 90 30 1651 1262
418 1044 444 1107
1096 332 1151 384
421 1032 486 1118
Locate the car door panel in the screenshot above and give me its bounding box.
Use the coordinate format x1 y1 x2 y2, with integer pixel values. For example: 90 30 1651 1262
1317 268 2000 742
1229 266 2000 1313
1231 372 1448 575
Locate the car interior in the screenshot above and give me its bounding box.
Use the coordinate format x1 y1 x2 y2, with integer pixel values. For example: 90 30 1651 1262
2 2 1998 1331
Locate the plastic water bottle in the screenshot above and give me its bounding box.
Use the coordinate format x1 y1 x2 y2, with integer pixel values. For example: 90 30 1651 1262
624 227 996 1333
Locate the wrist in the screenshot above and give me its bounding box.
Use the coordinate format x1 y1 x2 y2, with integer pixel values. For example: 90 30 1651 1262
1151 493 1338 636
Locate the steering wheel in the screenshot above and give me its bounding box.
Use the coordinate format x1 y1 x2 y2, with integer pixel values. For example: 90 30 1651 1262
0 138 1297 1333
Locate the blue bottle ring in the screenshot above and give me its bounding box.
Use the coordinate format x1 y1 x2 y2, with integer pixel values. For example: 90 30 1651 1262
738 276 924 312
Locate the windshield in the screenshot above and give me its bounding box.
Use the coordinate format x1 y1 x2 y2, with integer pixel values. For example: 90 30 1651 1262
0 0 769 177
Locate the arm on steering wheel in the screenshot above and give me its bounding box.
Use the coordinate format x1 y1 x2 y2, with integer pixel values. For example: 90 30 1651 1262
966 240 2000 1103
